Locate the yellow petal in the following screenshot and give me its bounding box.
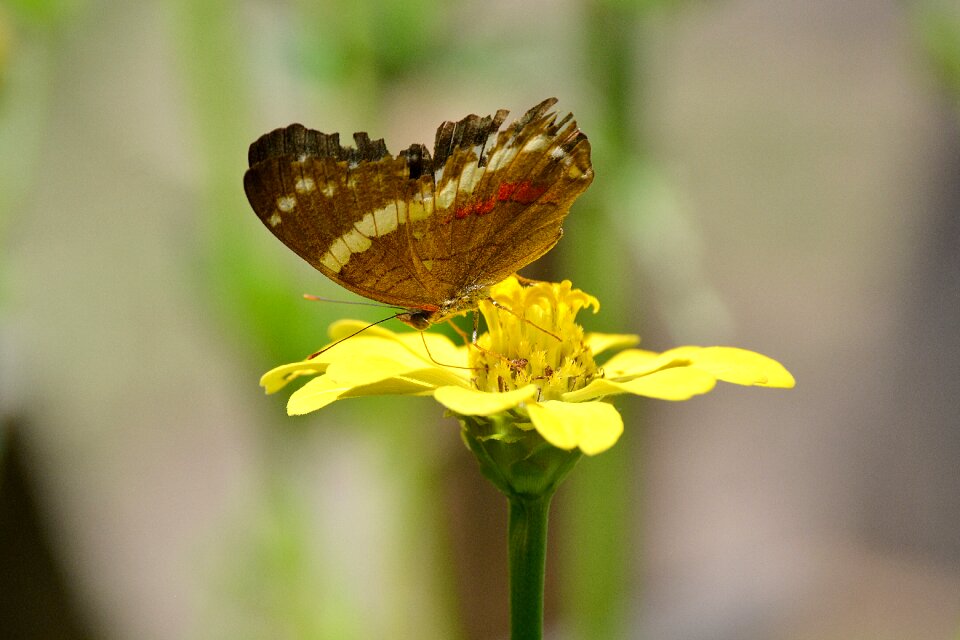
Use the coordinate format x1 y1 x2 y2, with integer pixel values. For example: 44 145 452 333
600 348 683 380
260 330 427 395
402 335 469 369
324 348 471 389
617 368 718 399
264 322 471 411
340 377 438 399
327 319 398 341
527 401 624 455
679 346 795 388
287 374 435 415
314 330 466 387
260 361 328 394
328 319 467 366
585 333 640 356
433 384 539 416
602 346 795 389
287 375 353 414
563 367 717 402
325 353 429 386
401 366 474 389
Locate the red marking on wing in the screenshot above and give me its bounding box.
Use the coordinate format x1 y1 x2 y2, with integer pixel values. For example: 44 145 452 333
497 181 547 204
512 182 547 204
475 198 496 216
447 182 549 224
453 196 497 220
497 183 517 201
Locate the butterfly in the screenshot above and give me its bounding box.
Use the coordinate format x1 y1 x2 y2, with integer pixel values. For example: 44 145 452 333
243 98 593 329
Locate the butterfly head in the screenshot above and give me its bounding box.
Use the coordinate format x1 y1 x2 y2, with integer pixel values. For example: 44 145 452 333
395 310 434 330
396 283 492 330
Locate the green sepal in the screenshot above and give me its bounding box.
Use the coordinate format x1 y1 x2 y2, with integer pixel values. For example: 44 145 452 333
457 413 582 499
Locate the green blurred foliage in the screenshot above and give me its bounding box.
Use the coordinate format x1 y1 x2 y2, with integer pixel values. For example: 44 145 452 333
206 483 363 640
175 0 313 366
0 0 81 306
3 0 80 28
916 1 960 110
294 0 447 86
0 9 9 83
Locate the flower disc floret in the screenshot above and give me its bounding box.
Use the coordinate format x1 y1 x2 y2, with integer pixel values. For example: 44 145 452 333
472 278 599 402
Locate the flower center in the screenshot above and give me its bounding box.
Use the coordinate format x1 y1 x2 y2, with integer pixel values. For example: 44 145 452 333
470 278 600 401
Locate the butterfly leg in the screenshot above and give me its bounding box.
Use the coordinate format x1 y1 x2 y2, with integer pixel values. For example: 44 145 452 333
513 273 549 287
446 317 472 345
417 331 477 371
445 317 529 372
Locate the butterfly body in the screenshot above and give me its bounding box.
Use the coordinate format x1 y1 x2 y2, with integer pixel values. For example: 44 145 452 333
243 98 593 328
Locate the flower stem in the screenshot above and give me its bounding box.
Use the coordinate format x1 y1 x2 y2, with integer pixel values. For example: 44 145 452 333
508 493 553 640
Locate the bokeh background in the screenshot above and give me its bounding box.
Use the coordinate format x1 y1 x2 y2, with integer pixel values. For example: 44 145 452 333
1 0 959 638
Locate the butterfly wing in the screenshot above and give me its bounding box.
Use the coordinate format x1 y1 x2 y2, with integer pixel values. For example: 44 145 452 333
244 127 448 310
243 99 593 311
410 98 593 294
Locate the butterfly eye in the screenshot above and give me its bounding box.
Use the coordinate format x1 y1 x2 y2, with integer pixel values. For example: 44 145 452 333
396 311 432 331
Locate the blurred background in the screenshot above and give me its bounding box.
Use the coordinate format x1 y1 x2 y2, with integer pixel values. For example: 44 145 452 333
1 0 959 638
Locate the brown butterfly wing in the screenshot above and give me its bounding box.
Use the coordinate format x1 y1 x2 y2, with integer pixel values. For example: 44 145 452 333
243 99 593 312
411 98 593 295
244 127 448 310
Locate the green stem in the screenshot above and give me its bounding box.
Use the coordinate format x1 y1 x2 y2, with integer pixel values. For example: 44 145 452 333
508 494 553 640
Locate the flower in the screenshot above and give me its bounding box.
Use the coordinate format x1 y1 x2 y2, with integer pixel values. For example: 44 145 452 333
261 277 795 458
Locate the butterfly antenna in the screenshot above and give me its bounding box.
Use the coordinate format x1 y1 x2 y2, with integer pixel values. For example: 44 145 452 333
303 294 404 311
306 314 403 359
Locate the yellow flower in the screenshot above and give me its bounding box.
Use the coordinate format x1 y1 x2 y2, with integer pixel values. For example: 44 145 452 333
261 277 794 457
